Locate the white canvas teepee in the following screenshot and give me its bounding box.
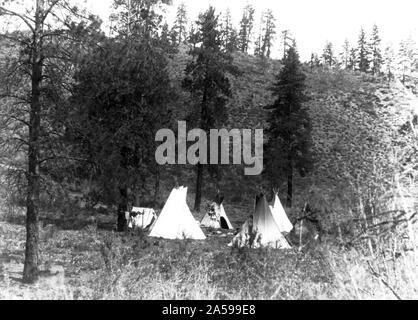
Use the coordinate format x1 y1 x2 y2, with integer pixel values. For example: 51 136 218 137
269 194 293 233
200 202 233 230
149 187 206 240
229 195 291 249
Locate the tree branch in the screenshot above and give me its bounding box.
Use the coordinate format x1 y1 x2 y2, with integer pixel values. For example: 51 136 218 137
0 7 35 34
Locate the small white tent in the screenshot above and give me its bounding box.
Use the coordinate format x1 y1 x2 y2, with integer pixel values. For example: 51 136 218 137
149 187 206 240
200 201 233 230
229 194 291 249
269 194 293 234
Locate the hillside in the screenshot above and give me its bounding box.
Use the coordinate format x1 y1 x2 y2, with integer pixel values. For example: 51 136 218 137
165 47 418 222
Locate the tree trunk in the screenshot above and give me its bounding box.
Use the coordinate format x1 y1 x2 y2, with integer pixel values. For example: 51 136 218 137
23 0 44 284
117 187 128 232
153 166 160 206
194 163 203 211
194 76 209 212
286 161 293 208
216 165 221 191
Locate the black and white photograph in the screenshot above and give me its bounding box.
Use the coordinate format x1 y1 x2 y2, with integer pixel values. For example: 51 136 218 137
0 0 417 302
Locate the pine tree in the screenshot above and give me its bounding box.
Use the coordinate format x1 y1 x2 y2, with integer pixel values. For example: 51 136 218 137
226 27 239 53
183 7 238 211
111 0 171 40
309 53 321 70
281 30 293 59
398 40 410 84
238 4 255 53
347 48 357 71
322 41 336 67
0 0 100 283
370 24 383 75
254 15 263 57
383 45 395 82
220 8 238 52
169 26 178 45
188 22 199 51
160 22 177 54
264 46 313 207
71 16 174 231
397 37 417 85
357 28 370 72
340 39 350 69
260 9 276 58
173 2 188 45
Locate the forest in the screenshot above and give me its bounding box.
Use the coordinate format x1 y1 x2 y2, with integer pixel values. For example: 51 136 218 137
0 0 417 300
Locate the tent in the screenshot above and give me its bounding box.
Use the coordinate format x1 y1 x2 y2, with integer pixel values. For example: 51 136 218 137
229 194 291 249
200 200 233 230
149 187 206 240
269 194 293 234
127 207 157 230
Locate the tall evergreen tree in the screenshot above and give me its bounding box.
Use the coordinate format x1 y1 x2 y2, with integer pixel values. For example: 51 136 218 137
322 41 336 67
220 8 238 52
254 17 263 57
0 0 100 283
160 22 177 54
187 22 199 51
347 47 357 71
357 28 370 72
264 46 313 207
70 0 174 223
370 24 383 75
182 7 238 211
225 27 239 53
397 37 418 84
340 39 350 69
238 4 255 53
281 30 293 59
172 2 188 45
384 45 395 82
309 53 321 70
111 0 171 40
260 9 276 58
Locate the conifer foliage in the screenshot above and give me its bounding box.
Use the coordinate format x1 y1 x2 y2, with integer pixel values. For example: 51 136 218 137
260 9 276 59
182 7 238 211
172 2 188 45
370 24 383 75
322 41 336 67
238 4 255 53
356 28 370 73
264 47 313 207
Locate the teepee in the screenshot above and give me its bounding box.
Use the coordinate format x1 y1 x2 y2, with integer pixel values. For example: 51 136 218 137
149 187 206 240
229 194 291 249
200 201 233 230
269 194 293 234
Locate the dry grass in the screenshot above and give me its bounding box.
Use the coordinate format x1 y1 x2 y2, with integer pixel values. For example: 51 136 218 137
1 160 417 300
2 208 416 300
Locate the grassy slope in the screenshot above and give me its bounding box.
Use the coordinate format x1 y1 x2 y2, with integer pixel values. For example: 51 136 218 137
166 47 418 222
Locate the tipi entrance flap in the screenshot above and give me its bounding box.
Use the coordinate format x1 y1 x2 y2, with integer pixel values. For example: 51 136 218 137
220 204 233 229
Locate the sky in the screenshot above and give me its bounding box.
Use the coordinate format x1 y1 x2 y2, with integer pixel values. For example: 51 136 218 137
22 0 418 61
